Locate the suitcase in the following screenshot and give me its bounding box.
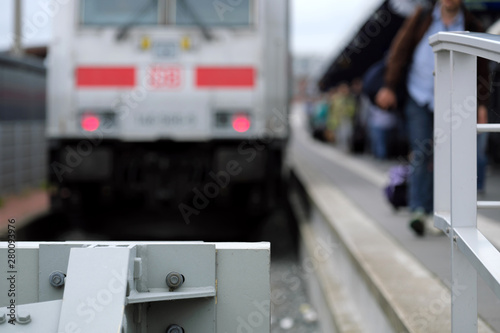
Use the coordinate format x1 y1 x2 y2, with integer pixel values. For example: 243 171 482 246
383 165 409 210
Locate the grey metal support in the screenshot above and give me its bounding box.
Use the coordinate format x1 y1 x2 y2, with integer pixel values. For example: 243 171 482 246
11 0 23 57
0 241 270 332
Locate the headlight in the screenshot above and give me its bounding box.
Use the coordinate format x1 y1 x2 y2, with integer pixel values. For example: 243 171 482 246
80 111 116 132
215 111 251 133
81 112 100 132
232 114 251 133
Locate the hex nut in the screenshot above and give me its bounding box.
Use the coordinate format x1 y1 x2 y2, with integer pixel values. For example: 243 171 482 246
166 272 184 290
16 312 31 324
49 271 66 288
166 324 185 333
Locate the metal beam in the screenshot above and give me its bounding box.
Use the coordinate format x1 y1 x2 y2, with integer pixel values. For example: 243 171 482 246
11 0 23 57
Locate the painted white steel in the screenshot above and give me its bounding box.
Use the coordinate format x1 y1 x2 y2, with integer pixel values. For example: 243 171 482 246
58 246 131 332
0 241 270 332
451 50 478 332
430 32 500 63
454 227 500 299
449 51 477 229
433 50 452 226
477 201 500 209
431 31 500 333
477 124 500 132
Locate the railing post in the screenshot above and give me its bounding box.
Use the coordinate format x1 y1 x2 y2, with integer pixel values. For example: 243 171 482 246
432 31 500 333
434 50 451 222
450 50 478 332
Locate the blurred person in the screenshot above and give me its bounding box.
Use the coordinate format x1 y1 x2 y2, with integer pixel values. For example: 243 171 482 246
305 96 315 124
375 0 489 236
368 102 398 159
477 130 488 194
324 87 338 143
350 78 371 153
311 94 330 141
326 83 356 145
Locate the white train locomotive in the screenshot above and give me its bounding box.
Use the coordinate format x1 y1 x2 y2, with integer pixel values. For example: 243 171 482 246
47 0 290 226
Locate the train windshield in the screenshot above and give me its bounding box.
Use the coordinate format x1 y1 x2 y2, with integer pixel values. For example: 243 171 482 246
81 0 159 25
175 0 252 26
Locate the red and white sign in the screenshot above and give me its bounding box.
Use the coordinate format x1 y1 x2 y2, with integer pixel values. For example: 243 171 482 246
148 66 182 89
196 67 255 88
77 67 136 88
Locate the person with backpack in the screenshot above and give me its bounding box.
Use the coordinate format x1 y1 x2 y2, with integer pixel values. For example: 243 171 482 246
375 0 489 236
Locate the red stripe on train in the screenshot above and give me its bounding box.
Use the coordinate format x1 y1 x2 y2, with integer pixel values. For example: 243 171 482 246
196 67 255 88
76 67 136 87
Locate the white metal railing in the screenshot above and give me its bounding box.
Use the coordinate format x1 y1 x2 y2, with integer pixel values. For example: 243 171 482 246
431 32 500 332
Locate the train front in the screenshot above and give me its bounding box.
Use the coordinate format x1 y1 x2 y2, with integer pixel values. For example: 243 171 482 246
47 0 290 230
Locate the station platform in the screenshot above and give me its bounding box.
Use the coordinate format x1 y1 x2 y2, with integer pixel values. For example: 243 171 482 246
0 189 48 235
289 103 500 332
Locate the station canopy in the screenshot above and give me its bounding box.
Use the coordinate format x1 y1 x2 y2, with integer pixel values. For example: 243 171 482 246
317 0 432 92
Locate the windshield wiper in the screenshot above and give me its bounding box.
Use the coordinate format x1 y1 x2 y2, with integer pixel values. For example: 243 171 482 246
178 0 213 41
116 0 157 41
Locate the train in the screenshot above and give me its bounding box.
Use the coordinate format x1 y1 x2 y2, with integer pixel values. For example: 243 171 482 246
47 0 290 227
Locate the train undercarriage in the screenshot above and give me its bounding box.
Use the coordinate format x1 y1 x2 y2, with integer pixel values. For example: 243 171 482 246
48 139 288 230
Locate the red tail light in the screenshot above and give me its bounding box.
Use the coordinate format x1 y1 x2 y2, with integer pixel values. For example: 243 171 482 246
232 114 251 133
81 113 100 132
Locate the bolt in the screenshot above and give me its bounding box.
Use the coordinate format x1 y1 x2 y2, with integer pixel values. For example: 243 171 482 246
453 235 458 242
16 312 31 324
166 324 185 333
49 271 66 288
166 272 184 290
446 227 450 234
0 312 6 324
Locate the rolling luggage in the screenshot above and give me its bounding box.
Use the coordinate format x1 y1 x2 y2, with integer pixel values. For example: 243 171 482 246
384 165 409 210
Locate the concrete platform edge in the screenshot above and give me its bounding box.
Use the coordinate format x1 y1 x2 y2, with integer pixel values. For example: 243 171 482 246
291 153 494 333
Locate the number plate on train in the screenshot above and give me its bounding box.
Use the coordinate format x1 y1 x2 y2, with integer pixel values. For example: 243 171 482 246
134 114 196 128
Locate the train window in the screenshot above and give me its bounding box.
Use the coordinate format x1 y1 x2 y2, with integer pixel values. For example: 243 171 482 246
173 0 252 26
81 0 159 25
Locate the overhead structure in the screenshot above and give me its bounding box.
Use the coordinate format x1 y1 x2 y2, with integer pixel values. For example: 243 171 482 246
318 0 430 92
11 0 23 57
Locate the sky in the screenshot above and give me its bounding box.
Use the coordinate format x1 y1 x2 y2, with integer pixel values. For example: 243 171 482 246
0 0 383 59
291 0 383 57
